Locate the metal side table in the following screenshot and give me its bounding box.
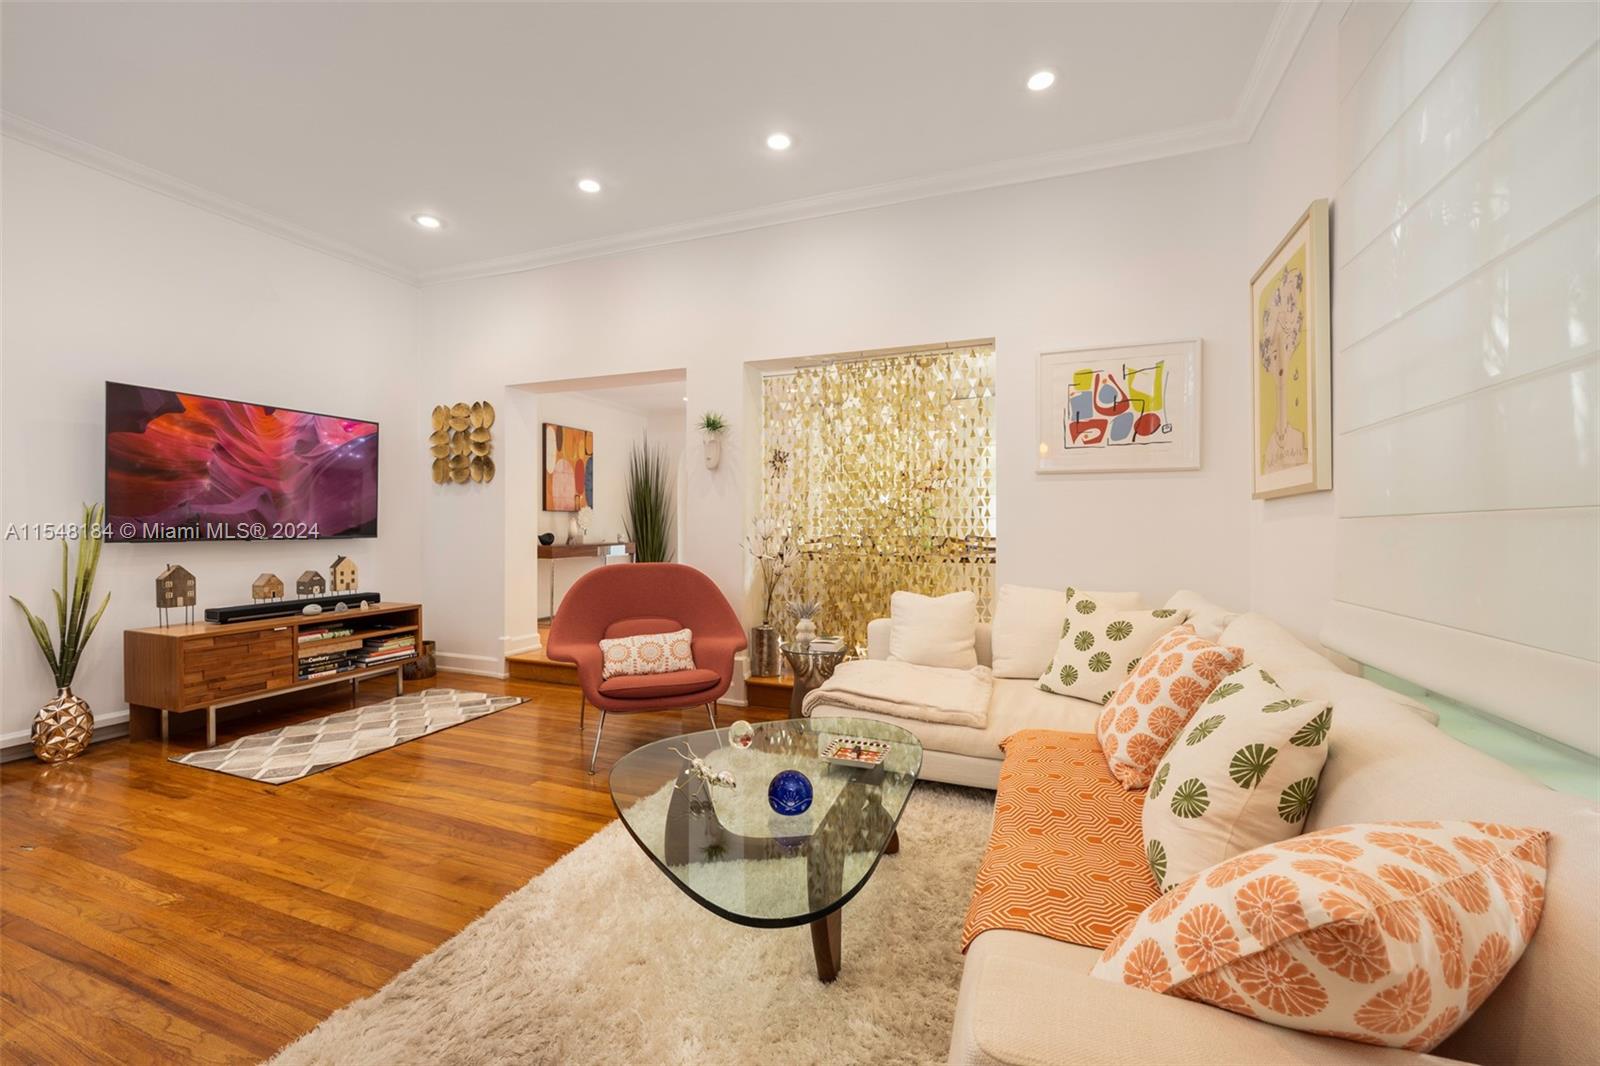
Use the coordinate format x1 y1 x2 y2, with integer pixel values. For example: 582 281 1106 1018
781 641 851 720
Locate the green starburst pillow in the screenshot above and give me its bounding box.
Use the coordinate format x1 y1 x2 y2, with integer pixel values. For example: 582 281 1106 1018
1036 604 1188 704
1140 662 1333 891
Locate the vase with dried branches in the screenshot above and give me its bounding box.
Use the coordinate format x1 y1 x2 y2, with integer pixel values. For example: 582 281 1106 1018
744 518 794 675
10 503 111 762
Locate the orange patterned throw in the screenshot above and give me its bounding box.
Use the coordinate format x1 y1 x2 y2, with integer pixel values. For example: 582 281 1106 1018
961 730 1159 952
1091 821 1550 1052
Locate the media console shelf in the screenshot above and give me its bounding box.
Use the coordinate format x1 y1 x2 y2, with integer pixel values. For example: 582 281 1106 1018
125 602 423 746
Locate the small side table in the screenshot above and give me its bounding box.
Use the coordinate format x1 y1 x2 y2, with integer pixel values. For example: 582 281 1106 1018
781 642 851 720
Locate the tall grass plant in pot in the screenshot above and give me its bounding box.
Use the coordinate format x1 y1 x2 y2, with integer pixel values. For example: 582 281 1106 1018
10 503 111 762
624 442 675 563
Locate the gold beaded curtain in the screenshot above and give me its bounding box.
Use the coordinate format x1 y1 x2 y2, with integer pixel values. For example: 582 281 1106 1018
760 344 996 650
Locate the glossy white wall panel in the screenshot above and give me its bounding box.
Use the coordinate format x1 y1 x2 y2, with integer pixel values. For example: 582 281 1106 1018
1339 356 1599 517
1338 1 1494 180
1336 3 1600 264
1336 50 1599 346
1338 1 1409 101
1334 508 1600 661
1322 601 1600 754
1338 203 1600 433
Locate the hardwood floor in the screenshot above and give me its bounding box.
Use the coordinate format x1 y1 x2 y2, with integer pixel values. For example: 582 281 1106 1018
0 671 782 1065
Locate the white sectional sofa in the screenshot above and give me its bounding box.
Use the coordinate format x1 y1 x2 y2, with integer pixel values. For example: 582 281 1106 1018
805 590 1598 1065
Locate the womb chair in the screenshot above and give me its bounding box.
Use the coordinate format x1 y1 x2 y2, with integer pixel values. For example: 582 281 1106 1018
545 563 748 774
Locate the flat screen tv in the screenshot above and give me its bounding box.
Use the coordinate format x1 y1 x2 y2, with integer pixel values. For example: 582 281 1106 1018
105 382 379 542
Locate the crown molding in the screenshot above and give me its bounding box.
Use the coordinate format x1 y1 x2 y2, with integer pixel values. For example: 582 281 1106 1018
1 111 420 285
1234 0 1322 139
3 3 1315 290
422 2 1316 286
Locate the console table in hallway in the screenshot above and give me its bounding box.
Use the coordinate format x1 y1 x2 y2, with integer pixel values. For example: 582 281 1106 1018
539 540 635 622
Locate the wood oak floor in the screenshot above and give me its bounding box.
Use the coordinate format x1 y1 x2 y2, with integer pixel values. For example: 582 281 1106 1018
0 672 783 1065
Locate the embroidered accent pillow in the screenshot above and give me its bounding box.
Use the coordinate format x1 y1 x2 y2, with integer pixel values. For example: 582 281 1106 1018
1098 626 1247 790
1143 664 1331 891
599 627 696 680
1038 606 1188 705
1091 821 1551 1052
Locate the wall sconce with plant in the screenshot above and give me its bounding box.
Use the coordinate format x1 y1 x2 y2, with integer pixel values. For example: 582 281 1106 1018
697 411 728 470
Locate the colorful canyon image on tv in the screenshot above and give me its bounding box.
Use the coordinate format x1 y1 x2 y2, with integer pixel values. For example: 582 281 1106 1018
105 382 379 541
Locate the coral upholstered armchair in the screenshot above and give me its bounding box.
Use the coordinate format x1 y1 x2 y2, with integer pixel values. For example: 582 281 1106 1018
545 563 747 773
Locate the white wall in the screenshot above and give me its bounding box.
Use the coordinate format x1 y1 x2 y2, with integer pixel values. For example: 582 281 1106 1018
1241 2 1343 641
1321 0 1600 753
419 147 1254 667
0 140 422 744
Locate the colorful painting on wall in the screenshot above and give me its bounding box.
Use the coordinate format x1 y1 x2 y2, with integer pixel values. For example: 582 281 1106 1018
1036 340 1201 473
542 423 593 512
1250 199 1331 498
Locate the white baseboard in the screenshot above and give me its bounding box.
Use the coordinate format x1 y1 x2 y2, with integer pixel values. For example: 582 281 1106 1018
502 631 542 657
2 717 129 762
435 650 510 679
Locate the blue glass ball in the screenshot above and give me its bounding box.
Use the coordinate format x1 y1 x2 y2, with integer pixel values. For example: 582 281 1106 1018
767 769 813 816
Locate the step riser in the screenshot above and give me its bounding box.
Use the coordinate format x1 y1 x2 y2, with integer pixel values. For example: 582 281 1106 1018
506 660 578 684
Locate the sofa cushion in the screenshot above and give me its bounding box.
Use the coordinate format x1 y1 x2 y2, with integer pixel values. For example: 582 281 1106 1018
888 590 978 669
1039 607 1189 704
1143 663 1332 891
1098 625 1247 789
1164 590 1240 642
597 668 720 699
1091 821 1551 1053
962 731 1157 952
807 678 1101 762
991 584 1140 678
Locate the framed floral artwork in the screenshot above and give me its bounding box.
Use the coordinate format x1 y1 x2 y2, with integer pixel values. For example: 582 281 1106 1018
1036 339 1202 473
1250 199 1331 498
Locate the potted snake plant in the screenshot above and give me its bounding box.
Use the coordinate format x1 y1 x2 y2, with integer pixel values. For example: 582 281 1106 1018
10 503 111 762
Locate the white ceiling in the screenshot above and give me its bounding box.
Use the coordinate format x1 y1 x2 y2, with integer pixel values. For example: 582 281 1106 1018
1 2 1305 284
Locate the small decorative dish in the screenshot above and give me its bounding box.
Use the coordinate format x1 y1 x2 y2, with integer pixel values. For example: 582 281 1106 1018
819 734 890 767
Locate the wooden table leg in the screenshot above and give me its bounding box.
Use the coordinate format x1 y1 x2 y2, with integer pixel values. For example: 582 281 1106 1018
886 828 900 855
810 909 842 982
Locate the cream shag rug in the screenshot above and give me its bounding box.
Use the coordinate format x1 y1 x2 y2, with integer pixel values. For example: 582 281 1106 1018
272 783 995 1066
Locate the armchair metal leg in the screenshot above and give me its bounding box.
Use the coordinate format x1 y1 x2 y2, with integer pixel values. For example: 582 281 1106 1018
706 701 718 731
587 710 607 775
578 693 586 734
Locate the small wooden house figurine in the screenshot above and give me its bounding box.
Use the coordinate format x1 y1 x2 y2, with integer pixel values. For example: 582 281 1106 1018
156 563 196 626
296 569 326 597
252 573 284 602
329 555 358 592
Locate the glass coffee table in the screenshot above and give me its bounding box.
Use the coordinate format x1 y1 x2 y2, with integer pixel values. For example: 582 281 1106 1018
609 716 922 982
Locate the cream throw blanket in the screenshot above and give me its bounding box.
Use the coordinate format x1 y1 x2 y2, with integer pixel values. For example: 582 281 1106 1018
803 659 993 728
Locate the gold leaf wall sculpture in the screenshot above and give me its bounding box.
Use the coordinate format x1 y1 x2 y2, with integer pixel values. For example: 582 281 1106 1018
760 344 996 650
430 402 496 484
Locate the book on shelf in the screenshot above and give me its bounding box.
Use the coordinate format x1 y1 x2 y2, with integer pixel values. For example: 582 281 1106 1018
296 637 362 658
299 626 355 643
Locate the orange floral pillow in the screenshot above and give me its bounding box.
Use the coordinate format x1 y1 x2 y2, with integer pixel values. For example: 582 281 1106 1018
1091 821 1550 1052
1097 625 1246 789
599 627 696 680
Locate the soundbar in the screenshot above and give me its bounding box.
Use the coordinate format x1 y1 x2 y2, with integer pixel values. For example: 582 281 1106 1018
204 592 382 624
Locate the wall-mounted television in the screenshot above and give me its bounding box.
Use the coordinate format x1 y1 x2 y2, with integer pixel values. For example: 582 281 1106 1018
105 382 379 542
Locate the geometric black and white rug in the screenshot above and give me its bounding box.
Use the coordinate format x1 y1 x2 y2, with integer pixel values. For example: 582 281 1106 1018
170 688 526 785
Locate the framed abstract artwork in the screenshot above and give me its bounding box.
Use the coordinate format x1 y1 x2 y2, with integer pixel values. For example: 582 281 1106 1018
1036 339 1202 473
1250 199 1331 499
542 422 593 512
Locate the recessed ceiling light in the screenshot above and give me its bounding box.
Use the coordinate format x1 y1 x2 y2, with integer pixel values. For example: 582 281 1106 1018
1027 70 1056 92
412 214 442 229
577 178 602 194
681 395 689 402
766 132 792 151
